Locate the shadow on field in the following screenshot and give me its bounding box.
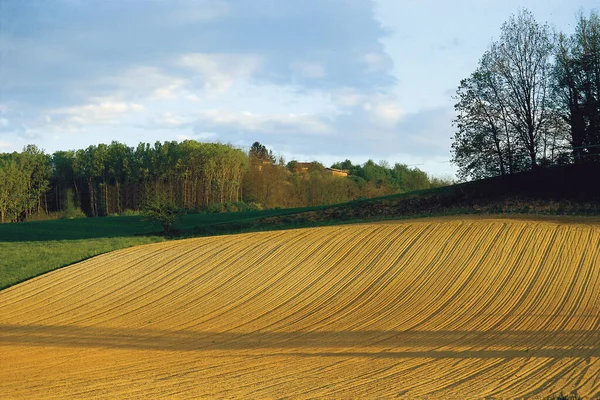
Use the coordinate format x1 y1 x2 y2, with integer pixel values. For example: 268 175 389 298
1 324 598 359
0 216 158 242
0 208 311 242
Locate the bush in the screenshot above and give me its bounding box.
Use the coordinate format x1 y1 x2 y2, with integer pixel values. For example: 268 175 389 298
141 195 183 234
61 207 86 220
61 189 86 219
25 211 63 222
205 201 263 214
119 209 141 217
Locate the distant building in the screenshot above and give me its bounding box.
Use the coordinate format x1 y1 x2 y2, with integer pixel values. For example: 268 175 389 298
292 162 312 173
290 162 349 177
325 168 349 177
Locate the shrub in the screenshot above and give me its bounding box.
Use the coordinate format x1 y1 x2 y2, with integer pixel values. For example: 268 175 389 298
141 195 183 234
61 207 86 220
61 188 86 219
205 201 263 214
119 209 141 217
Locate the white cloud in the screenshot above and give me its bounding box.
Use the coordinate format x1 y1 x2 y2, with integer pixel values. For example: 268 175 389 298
370 101 404 127
150 85 186 101
51 98 145 126
98 66 187 101
291 61 326 79
332 90 404 127
0 140 12 149
2 0 404 159
179 53 262 96
195 109 334 135
146 112 191 129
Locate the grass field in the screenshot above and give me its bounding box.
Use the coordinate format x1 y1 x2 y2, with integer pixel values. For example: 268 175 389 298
0 206 325 290
1 216 598 398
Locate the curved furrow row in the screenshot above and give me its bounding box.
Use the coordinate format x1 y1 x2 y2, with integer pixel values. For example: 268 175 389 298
3 242 181 322
215 226 378 334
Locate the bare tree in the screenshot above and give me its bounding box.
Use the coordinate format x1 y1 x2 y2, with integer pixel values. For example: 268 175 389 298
490 9 554 168
452 51 531 180
452 9 564 180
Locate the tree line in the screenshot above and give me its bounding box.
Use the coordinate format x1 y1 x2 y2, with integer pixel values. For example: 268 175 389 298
452 9 600 180
0 140 450 222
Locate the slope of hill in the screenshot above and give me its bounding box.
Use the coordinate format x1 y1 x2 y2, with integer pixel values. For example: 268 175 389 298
251 163 600 229
1 216 598 398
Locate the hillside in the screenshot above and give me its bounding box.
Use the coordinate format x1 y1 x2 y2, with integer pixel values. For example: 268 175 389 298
1 216 598 398
251 164 600 229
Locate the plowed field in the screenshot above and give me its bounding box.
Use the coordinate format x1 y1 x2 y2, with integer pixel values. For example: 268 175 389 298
1 217 599 399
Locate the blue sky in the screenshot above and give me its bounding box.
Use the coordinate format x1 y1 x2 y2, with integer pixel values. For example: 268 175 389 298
0 0 596 178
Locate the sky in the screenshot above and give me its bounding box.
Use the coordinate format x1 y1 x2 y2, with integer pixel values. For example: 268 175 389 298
0 0 597 178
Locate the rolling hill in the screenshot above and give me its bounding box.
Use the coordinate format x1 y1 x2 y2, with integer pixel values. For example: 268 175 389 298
1 216 599 398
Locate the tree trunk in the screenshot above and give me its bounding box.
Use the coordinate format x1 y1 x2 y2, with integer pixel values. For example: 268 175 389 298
105 183 109 216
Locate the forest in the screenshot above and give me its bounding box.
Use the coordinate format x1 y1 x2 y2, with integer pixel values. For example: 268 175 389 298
452 9 600 180
0 140 447 223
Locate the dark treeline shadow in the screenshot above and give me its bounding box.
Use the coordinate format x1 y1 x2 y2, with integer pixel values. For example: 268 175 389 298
1 324 598 359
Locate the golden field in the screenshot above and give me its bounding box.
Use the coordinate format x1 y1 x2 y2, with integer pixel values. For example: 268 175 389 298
1 216 599 399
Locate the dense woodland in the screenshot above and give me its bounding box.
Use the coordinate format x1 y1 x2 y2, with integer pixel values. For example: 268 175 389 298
0 141 448 223
452 9 600 180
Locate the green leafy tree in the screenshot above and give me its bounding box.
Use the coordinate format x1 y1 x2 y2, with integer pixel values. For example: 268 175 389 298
249 141 275 164
0 158 28 223
20 145 52 218
0 147 51 222
452 57 519 180
452 8 565 180
142 194 183 234
286 160 299 173
554 11 600 163
106 141 133 213
52 150 76 211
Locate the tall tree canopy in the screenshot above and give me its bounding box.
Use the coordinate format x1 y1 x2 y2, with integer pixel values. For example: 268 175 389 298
0 146 51 222
0 140 449 222
452 8 598 181
554 11 600 163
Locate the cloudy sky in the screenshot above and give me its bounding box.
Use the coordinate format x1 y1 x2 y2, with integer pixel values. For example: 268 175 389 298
0 0 596 177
